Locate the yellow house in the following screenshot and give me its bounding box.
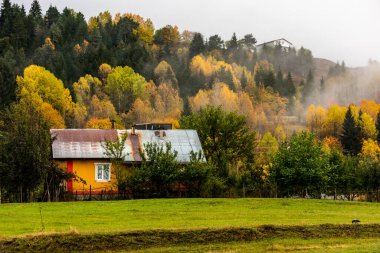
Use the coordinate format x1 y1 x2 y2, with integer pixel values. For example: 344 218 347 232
50 127 204 195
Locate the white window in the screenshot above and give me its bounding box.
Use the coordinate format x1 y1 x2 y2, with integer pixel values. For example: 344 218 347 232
95 163 111 182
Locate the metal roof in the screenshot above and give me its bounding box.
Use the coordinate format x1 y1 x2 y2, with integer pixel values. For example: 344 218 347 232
51 129 204 163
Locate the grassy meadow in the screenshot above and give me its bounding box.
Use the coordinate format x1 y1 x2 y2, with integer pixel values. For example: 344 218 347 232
1 198 380 237
2 198 380 252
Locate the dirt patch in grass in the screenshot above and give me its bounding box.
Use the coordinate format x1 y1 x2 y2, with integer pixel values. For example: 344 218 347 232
1 224 380 252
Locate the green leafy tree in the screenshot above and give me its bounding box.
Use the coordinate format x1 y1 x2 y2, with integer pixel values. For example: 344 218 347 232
105 65 146 113
131 142 179 197
178 151 211 197
0 100 56 202
271 132 330 197
181 106 256 181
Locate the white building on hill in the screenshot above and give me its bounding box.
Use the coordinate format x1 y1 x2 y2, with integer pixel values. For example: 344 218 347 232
256 38 294 52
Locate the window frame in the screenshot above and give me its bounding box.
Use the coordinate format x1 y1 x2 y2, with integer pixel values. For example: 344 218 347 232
94 163 112 182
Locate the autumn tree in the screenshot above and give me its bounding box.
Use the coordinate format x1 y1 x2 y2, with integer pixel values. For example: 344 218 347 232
306 104 327 138
324 105 346 137
16 65 76 127
153 61 178 88
359 111 376 140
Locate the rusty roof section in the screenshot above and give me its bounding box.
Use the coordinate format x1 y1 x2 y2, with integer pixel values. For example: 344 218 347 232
129 134 142 162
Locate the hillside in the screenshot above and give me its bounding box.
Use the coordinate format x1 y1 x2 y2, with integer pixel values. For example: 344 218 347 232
312 57 336 81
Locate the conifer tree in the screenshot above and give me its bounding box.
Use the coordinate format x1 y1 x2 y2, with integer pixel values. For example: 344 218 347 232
340 106 362 155
227 32 238 51
320 76 325 93
0 0 12 37
302 69 314 103
376 111 380 143
274 69 283 93
283 72 295 97
189 32 205 58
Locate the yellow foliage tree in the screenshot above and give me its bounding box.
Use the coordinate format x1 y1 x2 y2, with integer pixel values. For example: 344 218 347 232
360 139 380 160
16 65 76 128
359 112 377 140
40 102 65 128
306 104 327 137
322 136 343 152
16 65 74 117
324 104 346 137
360 100 379 120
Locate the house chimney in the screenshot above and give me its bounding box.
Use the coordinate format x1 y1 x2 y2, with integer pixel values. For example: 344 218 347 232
159 130 166 140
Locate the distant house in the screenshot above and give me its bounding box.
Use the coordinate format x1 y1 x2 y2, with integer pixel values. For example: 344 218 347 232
50 126 203 195
256 38 294 52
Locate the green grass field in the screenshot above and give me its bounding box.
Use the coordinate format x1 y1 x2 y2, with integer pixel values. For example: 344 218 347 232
1 198 380 237
1 198 380 252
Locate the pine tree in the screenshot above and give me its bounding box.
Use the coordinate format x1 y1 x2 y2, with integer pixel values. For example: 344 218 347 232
44 5 60 28
0 55 16 108
320 76 325 93
283 72 296 97
0 0 12 37
207 34 223 51
302 69 314 103
340 106 362 155
227 32 238 51
29 0 42 20
274 69 283 93
189 32 205 58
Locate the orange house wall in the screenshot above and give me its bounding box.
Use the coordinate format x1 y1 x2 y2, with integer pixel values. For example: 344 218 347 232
72 160 116 193
57 159 131 193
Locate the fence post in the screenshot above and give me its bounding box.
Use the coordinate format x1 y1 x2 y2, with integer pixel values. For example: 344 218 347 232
89 185 92 201
75 190 77 201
